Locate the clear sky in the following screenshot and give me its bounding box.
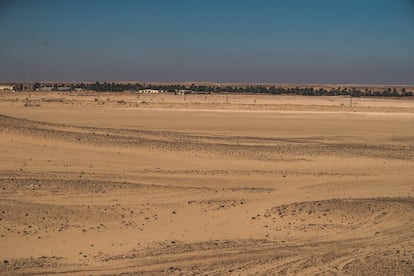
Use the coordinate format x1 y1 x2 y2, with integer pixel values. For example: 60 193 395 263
1 0 413 84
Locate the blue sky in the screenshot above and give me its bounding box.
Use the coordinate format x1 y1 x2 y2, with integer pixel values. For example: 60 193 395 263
1 0 413 84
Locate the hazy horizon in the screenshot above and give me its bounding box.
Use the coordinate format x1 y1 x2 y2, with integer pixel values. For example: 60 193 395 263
1 0 414 84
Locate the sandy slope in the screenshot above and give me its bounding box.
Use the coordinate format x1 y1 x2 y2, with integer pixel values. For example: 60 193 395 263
0 93 413 275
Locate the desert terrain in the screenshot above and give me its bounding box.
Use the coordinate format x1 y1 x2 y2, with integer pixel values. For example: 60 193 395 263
0 92 414 275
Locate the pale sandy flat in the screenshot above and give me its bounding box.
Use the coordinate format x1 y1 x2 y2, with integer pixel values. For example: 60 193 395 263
0 92 413 275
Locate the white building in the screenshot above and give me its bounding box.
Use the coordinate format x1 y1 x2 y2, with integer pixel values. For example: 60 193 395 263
138 89 163 94
0 85 15 92
37 86 53 92
57 86 72 91
176 89 192 95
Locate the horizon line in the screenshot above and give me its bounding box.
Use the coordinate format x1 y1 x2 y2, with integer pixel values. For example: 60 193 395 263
1 80 414 87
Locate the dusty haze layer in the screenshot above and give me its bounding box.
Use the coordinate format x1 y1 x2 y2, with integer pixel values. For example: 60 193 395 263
0 92 414 275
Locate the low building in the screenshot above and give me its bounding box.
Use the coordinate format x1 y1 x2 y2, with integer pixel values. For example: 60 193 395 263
176 89 192 95
138 89 163 94
37 86 53 92
0 85 15 92
57 86 72 91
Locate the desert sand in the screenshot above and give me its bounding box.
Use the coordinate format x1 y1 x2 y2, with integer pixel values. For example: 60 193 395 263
0 92 413 275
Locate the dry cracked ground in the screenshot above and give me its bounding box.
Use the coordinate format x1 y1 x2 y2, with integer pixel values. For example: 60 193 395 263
0 94 414 275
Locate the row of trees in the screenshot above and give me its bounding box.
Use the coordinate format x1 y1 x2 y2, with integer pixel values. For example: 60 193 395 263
24 82 414 97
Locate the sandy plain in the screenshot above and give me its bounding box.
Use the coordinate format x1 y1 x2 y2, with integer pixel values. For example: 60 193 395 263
0 92 414 275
